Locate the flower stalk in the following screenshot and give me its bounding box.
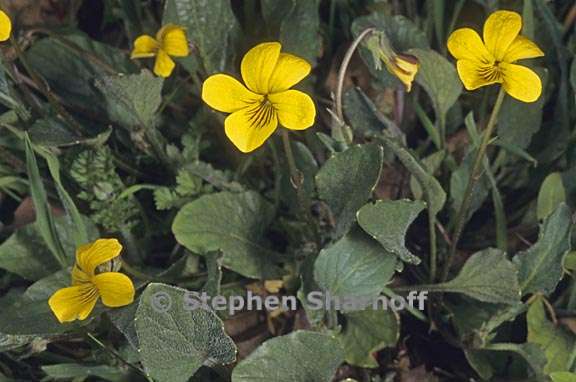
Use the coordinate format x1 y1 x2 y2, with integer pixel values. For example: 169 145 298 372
442 87 506 281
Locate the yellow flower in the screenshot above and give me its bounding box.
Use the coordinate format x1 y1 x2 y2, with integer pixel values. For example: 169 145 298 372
447 10 544 102
365 32 419 92
202 42 316 153
0 10 12 41
386 54 419 92
131 24 189 78
48 239 135 323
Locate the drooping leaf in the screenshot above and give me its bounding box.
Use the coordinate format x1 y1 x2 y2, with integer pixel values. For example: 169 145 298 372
357 199 425 264
172 191 282 279
314 228 397 310
232 331 344 382
527 296 575 373
434 249 521 304
537 172 566 220
261 0 321 65
513 203 572 295
316 144 383 237
136 283 236 382
337 309 399 368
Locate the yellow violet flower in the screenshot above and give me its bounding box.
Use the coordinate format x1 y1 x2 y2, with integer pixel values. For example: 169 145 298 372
365 32 419 92
202 42 316 153
48 239 135 323
447 10 544 102
0 10 12 41
131 24 189 78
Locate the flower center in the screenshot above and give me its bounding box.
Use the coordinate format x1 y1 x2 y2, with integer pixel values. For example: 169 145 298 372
246 98 276 129
478 62 503 82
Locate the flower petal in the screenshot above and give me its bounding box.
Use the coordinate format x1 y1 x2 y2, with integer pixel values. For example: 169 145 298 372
76 239 123 275
500 62 542 103
447 28 493 63
387 54 419 92
483 10 522 61
157 24 189 57
268 90 315 130
93 272 135 307
0 11 12 42
241 42 281 94
456 60 502 90
202 74 263 113
502 35 544 63
48 285 99 323
131 35 159 59
224 103 278 153
268 53 311 93
154 50 176 77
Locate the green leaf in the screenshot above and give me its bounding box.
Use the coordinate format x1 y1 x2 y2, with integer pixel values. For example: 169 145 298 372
163 0 240 74
172 191 282 279
435 248 521 304
316 144 383 237
537 172 566 221
261 0 321 65
0 216 97 280
450 148 491 223
96 70 163 130
40 147 90 247
498 68 547 153
24 133 67 268
136 283 237 382
314 228 397 309
379 135 446 217
352 13 428 89
513 203 572 295
0 269 87 335
357 199 425 264
410 151 445 200
484 342 547 380
41 364 127 381
26 33 134 113
232 330 344 382
337 309 399 368
527 296 575 373
409 48 462 120
551 372 576 382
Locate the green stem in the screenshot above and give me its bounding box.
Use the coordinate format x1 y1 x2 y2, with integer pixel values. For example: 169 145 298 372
85 332 152 381
335 27 375 122
280 130 320 248
442 87 506 281
429 212 438 282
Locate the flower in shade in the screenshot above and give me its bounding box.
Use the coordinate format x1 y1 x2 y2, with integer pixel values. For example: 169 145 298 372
48 239 135 323
365 31 419 92
0 10 11 41
447 10 544 102
131 24 189 78
202 42 316 153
